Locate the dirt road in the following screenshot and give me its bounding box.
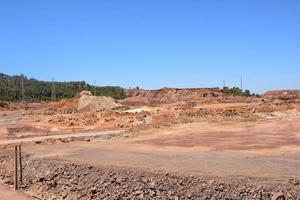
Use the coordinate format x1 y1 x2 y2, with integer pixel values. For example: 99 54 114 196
0 129 123 145
23 118 300 180
0 183 32 200
25 141 299 179
1 100 300 199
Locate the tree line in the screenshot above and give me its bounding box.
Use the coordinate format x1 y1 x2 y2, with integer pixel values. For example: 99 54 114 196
0 73 126 102
223 87 260 97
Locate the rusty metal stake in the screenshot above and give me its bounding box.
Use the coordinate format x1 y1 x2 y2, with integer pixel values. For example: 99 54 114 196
14 145 18 190
18 145 23 185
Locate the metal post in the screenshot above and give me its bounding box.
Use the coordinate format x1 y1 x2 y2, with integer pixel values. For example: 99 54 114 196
14 146 18 190
94 80 96 96
21 77 25 102
240 74 243 92
18 145 23 185
52 78 56 102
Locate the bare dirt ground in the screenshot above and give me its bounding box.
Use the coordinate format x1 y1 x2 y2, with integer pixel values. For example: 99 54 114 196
0 182 33 200
0 88 300 199
22 117 300 180
0 130 123 145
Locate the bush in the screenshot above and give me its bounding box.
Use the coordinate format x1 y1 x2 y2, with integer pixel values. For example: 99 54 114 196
223 87 259 97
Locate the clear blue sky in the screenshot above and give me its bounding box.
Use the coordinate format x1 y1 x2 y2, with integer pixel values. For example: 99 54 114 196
0 0 299 93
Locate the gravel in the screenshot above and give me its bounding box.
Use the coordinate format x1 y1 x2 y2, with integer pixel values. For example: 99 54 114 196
0 154 299 200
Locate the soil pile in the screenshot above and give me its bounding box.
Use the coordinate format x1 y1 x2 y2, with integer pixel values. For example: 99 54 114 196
121 88 230 106
265 90 300 100
0 102 31 111
50 91 121 113
0 102 8 109
77 91 121 113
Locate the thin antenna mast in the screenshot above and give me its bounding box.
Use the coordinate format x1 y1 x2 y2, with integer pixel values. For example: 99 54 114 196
240 74 243 91
21 76 24 101
6 77 9 101
52 78 56 101
94 80 96 96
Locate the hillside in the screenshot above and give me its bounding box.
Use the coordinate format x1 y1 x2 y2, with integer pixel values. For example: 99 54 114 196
264 90 300 97
121 87 256 106
0 73 126 101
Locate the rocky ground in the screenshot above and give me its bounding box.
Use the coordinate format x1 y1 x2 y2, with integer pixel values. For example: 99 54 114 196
0 152 299 200
0 89 300 199
1 88 299 140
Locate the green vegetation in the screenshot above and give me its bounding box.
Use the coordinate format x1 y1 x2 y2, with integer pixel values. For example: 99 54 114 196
0 73 126 102
223 87 260 97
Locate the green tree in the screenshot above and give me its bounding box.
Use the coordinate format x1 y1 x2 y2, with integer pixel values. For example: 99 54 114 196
0 73 127 102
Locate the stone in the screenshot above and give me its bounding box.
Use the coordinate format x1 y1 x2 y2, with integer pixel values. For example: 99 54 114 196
3 177 12 185
271 192 285 200
149 182 156 189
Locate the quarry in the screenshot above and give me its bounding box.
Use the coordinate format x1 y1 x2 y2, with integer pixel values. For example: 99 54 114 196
0 88 300 199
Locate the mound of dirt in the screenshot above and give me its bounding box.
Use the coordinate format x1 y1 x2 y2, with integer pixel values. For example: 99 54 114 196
121 88 230 106
264 90 300 100
77 91 121 113
50 91 121 113
0 102 8 108
0 101 32 111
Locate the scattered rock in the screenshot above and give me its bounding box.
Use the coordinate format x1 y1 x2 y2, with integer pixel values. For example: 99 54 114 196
0 155 299 200
34 140 42 144
2 177 12 185
271 192 285 200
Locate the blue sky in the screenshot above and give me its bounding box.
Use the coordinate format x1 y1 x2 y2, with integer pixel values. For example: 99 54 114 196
0 0 299 93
